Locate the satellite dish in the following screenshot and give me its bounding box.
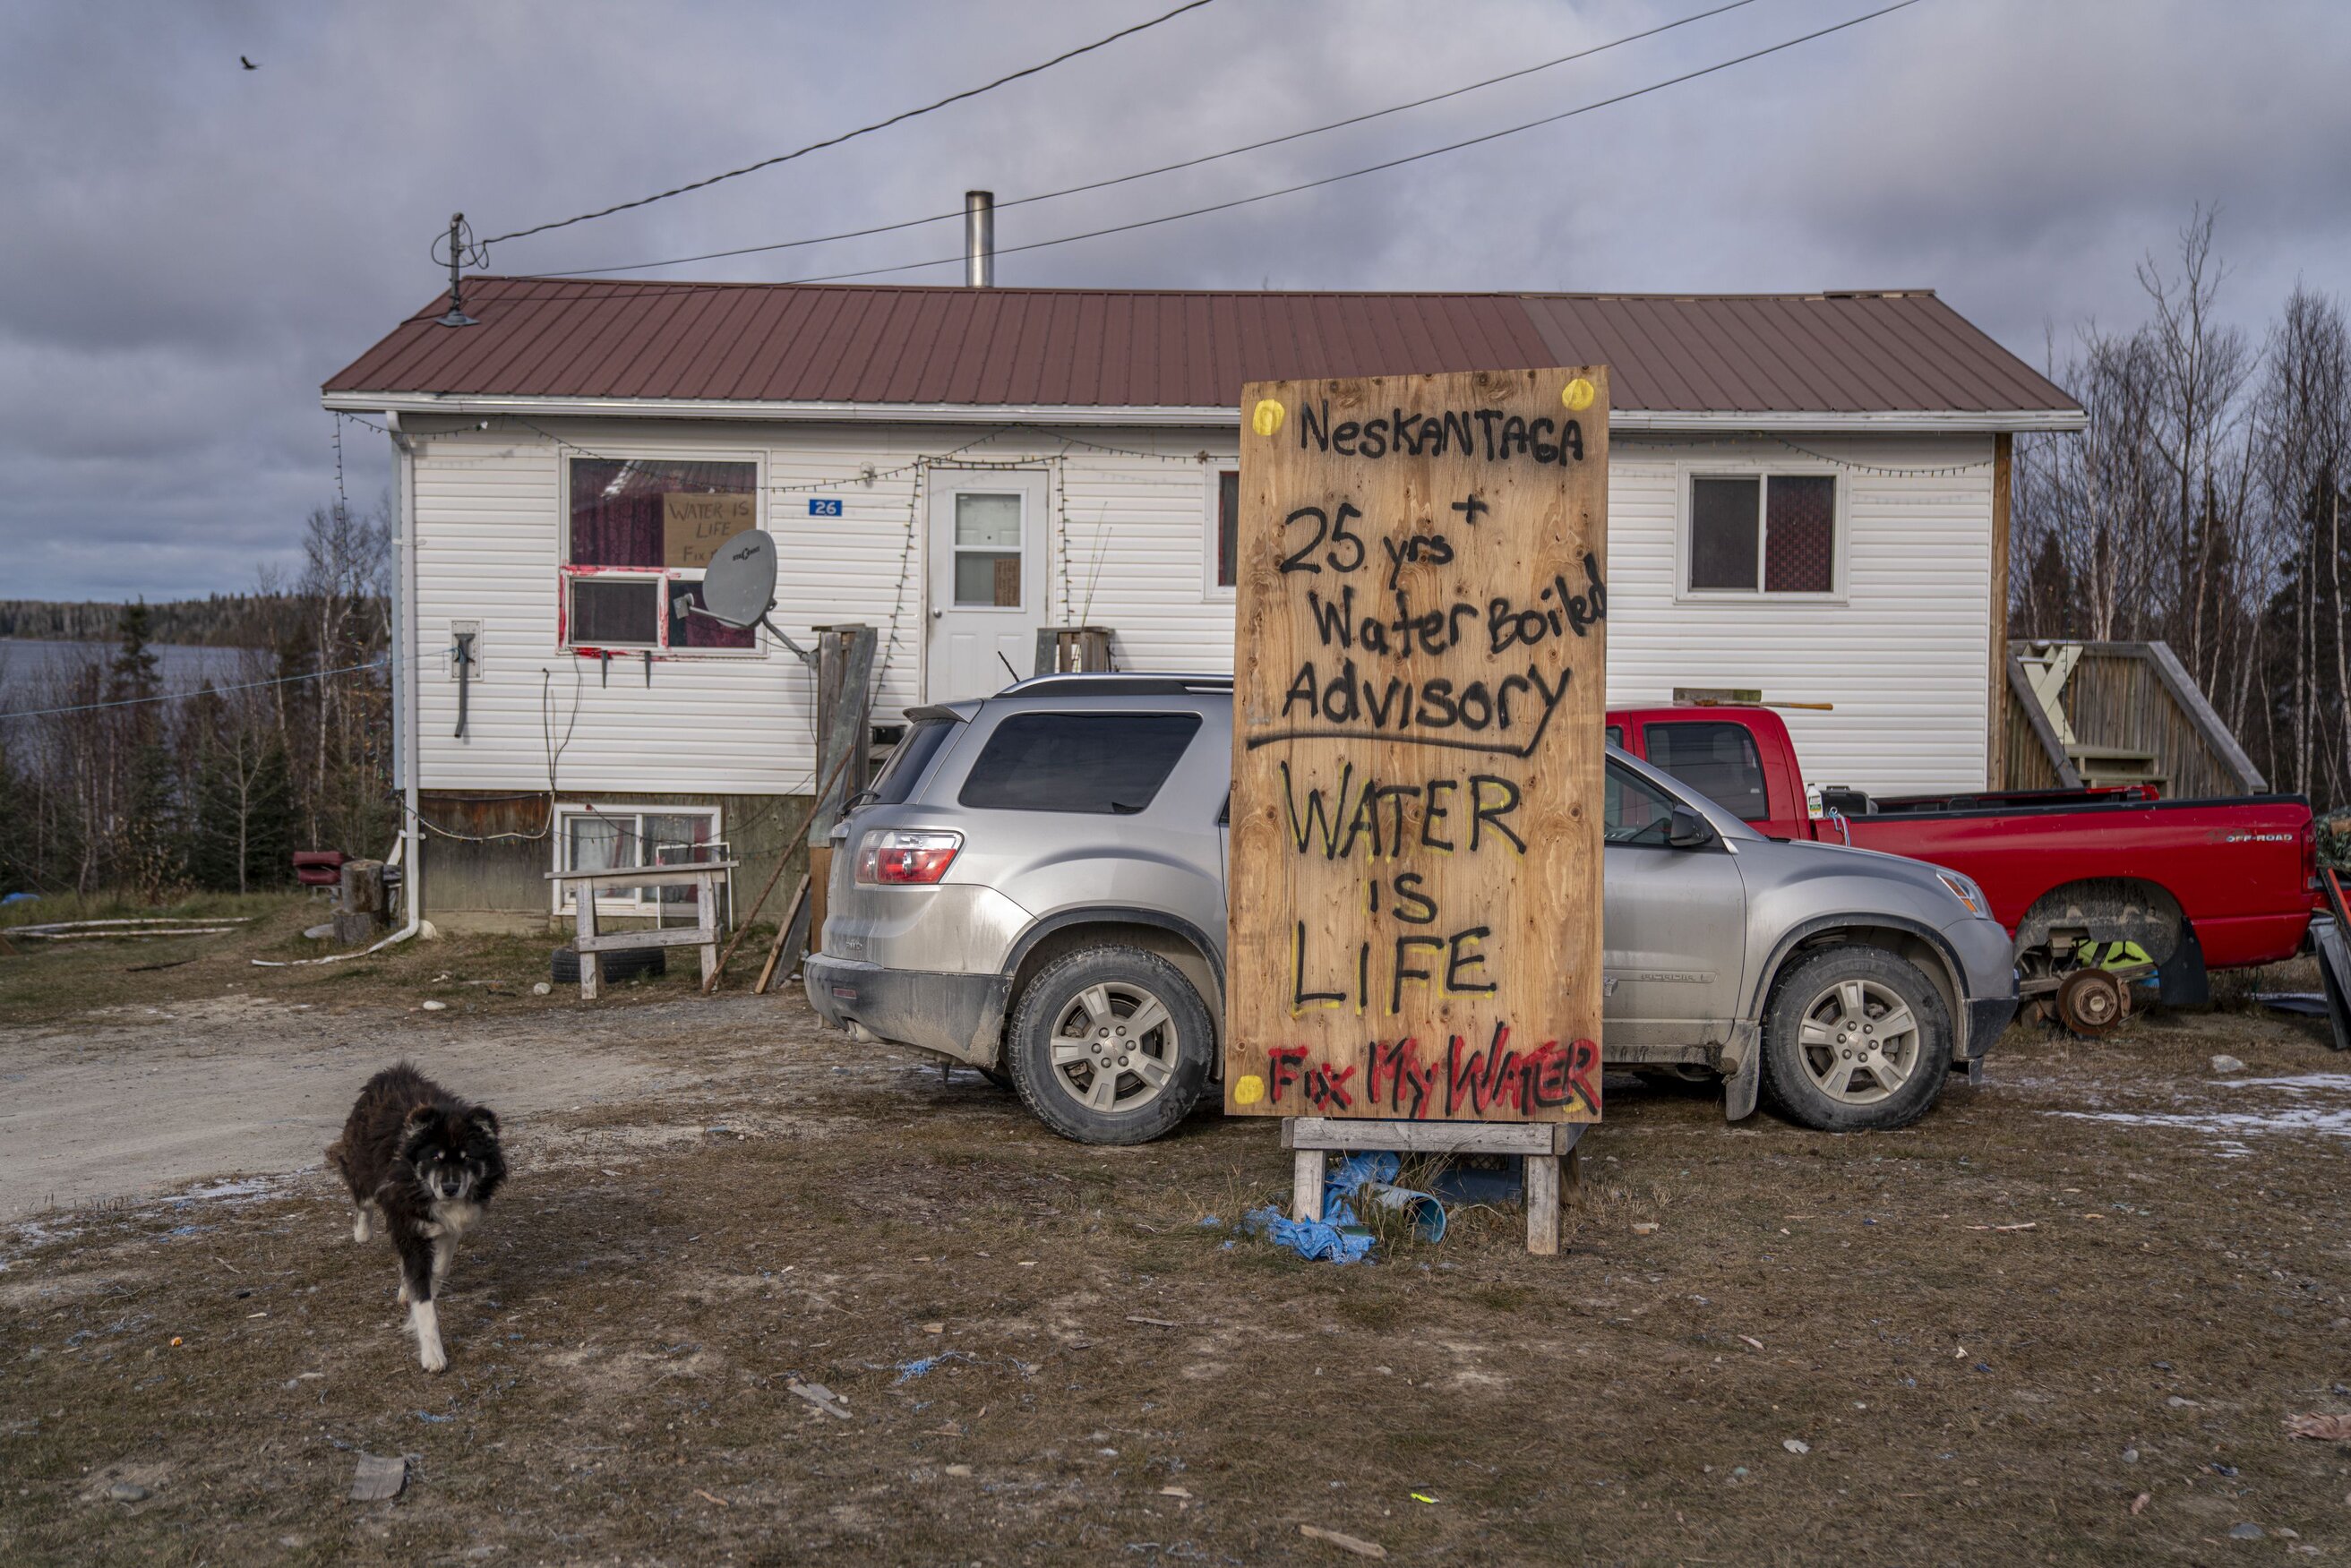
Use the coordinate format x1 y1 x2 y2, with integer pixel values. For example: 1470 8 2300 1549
699 529 777 629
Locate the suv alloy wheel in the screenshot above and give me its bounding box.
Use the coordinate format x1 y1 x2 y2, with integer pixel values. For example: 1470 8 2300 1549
1007 946 1214 1144
1762 945 1952 1131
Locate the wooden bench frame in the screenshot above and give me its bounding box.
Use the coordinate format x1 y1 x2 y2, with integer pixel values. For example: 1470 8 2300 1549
1281 1117 1586 1255
545 861 738 999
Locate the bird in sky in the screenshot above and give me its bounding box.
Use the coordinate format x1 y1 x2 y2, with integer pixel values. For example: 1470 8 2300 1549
240 56 258 70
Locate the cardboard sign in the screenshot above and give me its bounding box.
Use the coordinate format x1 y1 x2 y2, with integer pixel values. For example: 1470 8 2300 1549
663 492 756 570
1225 367 1610 1123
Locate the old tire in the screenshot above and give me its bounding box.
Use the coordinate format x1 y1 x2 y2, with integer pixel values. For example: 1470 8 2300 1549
1007 946 1213 1145
550 946 666 985
1762 945 1951 1132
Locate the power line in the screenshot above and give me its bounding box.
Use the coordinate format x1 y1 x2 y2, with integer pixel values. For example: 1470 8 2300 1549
480 0 1220 249
788 0 1928 287
481 0 1926 310
543 0 1764 280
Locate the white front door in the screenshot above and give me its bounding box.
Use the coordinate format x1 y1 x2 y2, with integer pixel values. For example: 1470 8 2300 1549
927 469 1045 703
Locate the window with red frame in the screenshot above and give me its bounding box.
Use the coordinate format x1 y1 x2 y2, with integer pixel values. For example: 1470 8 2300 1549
564 458 759 651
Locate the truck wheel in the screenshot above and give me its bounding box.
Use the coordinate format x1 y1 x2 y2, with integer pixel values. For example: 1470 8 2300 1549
1762 946 1951 1132
1006 947 1213 1145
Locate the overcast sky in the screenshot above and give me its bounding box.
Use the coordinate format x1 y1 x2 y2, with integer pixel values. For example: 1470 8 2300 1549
3 0 2346 606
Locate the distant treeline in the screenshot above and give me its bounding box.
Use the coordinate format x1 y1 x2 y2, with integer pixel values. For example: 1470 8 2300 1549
0 593 307 647
0 507 393 898
2012 210 2351 809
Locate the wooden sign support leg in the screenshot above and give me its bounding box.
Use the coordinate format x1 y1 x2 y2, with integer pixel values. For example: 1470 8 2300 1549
1283 1118 1587 1257
1291 1148 1326 1224
1525 1152 1561 1257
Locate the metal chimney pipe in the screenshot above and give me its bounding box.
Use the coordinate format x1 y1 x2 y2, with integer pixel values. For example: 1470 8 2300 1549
965 191 994 287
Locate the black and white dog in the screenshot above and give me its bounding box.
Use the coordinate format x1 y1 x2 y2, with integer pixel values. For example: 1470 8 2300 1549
326 1063 506 1373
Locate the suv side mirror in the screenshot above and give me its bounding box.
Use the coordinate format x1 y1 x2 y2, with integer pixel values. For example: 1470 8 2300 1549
1665 804 1716 850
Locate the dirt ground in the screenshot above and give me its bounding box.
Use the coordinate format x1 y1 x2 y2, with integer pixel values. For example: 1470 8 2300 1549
8 904 2351 1564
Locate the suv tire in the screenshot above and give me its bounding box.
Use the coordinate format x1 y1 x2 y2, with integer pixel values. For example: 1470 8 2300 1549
1762 945 1950 1132
1007 946 1214 1144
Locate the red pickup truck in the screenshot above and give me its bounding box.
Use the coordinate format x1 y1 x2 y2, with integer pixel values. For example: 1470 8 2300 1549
1609 704 2319 1017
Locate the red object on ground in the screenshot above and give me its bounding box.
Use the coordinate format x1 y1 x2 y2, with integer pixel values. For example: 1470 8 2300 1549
1609 704 2318 974
292 851 348 887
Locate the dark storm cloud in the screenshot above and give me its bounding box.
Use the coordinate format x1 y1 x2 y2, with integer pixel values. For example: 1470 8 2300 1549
2 0 2343 600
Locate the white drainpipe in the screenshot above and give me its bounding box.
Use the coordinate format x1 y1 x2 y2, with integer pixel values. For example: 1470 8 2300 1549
387 409 424 946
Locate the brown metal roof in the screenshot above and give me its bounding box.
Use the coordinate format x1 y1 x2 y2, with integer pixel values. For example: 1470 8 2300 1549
324 278 2079 419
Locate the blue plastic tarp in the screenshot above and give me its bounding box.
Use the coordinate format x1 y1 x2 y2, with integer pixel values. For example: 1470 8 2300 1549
1243 1152 1448 1263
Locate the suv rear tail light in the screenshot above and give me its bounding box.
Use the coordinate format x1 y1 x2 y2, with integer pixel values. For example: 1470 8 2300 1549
2304 817 2321 898
856 828 962 886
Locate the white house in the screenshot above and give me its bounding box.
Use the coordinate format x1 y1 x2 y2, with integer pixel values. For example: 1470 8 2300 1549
323 278 2083 930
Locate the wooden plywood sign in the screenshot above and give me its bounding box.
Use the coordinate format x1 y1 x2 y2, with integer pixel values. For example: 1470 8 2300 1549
1225 367 1609 1124
664 492 757 570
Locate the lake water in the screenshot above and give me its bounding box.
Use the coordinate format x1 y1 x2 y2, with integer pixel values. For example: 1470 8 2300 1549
0 639 257 696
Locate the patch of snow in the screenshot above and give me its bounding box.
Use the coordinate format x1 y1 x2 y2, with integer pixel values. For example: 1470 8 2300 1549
163 1175 292 1206
2045 1104 2351 1144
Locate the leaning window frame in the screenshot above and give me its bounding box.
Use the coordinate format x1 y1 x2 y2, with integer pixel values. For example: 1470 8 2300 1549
1673 463 1847 604
549 801 727 919
555 447 771 659
1201 465 1240 602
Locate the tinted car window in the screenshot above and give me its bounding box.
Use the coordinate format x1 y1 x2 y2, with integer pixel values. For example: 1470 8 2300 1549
868 717 957 807
1643 720 1771 821
1604 761 1681 844
958 712 1203 814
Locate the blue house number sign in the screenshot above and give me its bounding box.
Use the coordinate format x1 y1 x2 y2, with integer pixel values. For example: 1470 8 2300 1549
808 498 844 517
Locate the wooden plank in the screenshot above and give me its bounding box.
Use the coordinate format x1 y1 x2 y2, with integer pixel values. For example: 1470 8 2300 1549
574 925 717 954
1226 368 1608 1125
697 870 719 988
2003 651 2081 789
1291 1148 1326 1224
577 888 601 1001
1525 1152 1560 1255
546 861 739 886
1282 1116 1579 1154
2142 638 2267 793
810 627 877 847
754 875 813 995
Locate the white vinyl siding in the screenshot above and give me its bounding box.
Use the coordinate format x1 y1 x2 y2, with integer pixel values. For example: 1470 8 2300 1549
408 424 1991 800
1608 435 1995 795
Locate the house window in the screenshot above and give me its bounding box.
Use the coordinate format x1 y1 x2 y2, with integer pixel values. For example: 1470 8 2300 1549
952 493 1025 607
1686 474 1837 595
1214 469 1239 589
563 458 760 653
553 804 727 916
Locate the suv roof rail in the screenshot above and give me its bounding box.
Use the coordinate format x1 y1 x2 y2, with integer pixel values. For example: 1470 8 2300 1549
997 673 1234 698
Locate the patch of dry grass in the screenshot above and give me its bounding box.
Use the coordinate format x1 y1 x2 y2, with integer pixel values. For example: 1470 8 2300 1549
6 973 2351 1562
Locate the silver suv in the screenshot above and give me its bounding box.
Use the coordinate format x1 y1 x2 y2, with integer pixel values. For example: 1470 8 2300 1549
806 674 2018 1144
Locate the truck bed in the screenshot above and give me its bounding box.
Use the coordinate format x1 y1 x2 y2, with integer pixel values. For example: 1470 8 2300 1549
1836 792 2315 970
1609 703 2318 974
